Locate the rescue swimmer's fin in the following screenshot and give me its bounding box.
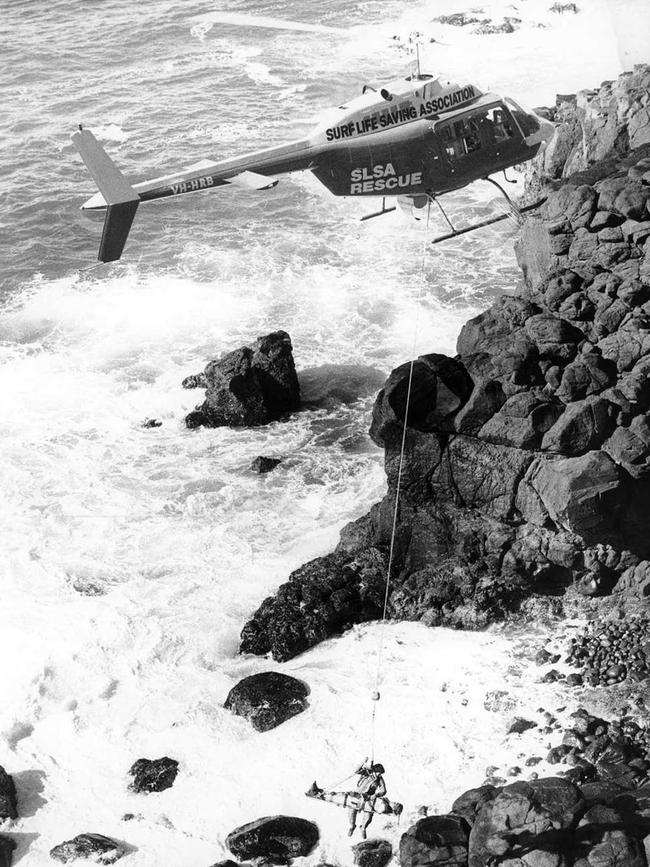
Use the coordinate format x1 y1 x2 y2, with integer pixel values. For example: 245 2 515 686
71 128 140 263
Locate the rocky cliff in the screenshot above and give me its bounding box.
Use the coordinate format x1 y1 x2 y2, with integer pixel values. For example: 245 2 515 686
240 66 650 663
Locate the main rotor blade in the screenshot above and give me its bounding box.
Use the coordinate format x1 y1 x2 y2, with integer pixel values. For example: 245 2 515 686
194 11 343 35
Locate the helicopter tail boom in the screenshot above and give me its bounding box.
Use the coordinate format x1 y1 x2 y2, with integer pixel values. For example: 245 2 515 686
71 128 141 263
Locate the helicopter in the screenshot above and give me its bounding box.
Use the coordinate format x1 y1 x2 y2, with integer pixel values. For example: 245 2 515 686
72 15 555 263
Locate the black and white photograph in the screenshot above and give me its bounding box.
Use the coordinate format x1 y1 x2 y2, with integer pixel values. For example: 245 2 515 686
2 0 650 864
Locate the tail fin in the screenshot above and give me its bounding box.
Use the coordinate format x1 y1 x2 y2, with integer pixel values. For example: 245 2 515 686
71 128 140 263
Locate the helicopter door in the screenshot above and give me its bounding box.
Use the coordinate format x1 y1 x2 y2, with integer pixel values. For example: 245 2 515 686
436 104 522 187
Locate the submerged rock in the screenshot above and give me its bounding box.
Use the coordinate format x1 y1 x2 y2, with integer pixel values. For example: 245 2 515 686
250 456 282 474
224 672 310 732
225 816 319 864
185 331 300 428
128 756 179 793
49 834 125 864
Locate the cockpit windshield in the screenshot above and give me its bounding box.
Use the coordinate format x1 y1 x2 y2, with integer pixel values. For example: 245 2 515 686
505 98 540 136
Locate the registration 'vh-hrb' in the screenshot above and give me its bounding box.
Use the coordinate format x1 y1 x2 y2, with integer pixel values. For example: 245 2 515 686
170 176 215 195
350 163 422 194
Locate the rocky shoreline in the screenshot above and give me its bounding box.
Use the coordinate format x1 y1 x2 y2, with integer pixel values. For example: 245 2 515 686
240 65 650 664
3 66 650 867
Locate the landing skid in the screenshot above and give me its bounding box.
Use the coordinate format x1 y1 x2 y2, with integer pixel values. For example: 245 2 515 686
430 178 546 244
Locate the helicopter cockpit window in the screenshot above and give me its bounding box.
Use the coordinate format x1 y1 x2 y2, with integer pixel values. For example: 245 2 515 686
505 98 540 137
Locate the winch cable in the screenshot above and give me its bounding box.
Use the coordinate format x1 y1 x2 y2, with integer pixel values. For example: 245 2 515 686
369 199 431 763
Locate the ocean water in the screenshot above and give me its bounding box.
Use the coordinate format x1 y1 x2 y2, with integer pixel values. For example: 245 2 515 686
2 0 649 863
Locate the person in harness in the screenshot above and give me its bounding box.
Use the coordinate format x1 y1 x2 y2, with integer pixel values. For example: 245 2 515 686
347 760 387 838
306 760 400 840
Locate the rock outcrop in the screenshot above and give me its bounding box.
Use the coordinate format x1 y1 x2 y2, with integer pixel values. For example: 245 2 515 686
225 816 319 864
184 331 300 428
239 66 650 663
127 757 179 793
224 672 310 731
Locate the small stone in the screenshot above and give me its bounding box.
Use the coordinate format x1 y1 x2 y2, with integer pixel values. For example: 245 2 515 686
141 418 162 428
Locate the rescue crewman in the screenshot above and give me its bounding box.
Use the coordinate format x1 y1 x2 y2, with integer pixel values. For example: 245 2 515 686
348 760 387 839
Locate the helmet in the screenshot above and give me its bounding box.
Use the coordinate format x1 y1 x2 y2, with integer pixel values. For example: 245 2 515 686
372 763 385 774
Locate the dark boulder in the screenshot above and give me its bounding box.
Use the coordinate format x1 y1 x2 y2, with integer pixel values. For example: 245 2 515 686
541 396 616 454
251 456 282 474
400 814 470 867
468 777 583 867
225 816 319 864
451 785 499 827
50 834 125 863
0 768 17 821
128 757 179 794
186 331 300 428
0 837 15 867
370 354 473 444
573 804 646 867
516 451 622 541
352 838 392 867
224 672 310 732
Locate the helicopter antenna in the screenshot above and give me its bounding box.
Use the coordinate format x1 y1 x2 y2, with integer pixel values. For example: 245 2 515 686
407 31 424 78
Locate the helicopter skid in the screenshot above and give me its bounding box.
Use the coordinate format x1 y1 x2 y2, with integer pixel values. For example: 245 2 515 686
430 196 547 243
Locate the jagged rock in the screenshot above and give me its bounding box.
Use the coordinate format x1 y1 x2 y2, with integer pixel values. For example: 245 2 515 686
516 451 621 540
370 354 473 443
224 672 309 732
541 396 616 454
0 837 15 867
479 393 563 450
50 834 125 864
207 861 239 867
0 768 17 821
225 816 319 864
128 757 179 793
352 838 392 867
251 456 282 474
454 379 506 434
556 352 617 403
467 777 583 867
573 804 646 867
182 373 207 389
400 814 469 867
240 548 386 661
185 331 300 428
451 786 499 827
